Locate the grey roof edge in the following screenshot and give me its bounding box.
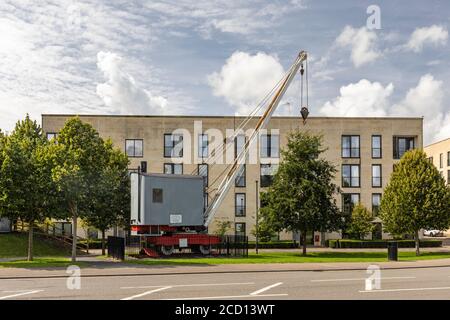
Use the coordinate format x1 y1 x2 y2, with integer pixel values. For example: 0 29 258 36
424 137 450 148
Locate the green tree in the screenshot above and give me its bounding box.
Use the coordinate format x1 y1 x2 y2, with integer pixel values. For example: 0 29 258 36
259 131 342 256
380 149 450 256
347 203 375 240
250 219 276 242
213 219 232 237
0 116 52 261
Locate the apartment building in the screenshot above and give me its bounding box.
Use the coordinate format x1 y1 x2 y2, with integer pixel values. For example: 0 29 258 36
425 137 450 186
41 115 423 242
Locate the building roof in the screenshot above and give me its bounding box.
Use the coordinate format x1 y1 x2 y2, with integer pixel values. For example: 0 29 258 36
424 137 450 148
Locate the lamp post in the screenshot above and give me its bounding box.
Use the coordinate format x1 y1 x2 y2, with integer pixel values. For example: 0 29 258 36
255 180 259 255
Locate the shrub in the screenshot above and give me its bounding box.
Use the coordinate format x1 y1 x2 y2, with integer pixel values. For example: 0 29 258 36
328 239 442 249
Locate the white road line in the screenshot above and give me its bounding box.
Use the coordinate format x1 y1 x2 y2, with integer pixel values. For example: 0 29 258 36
360 286 450 293
0 290 43 300
312 276 416 282
121 286 172 300
164 293 288 300
121 282 254 289
250 282 283 296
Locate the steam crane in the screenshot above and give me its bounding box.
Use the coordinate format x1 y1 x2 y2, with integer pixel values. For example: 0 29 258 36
130 51 309 256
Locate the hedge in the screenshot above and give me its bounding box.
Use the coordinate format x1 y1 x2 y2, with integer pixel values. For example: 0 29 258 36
327 239 442 249
247 241 298 249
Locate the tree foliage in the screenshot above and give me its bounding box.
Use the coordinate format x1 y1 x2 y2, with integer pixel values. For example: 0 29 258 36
380 149 450 255
347 203 375 240
259 131 342 255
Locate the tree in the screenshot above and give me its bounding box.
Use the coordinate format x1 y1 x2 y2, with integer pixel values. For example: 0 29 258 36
213 219 232 237
51 117 108 262
380 149 450 256
0 116 52 261
250 218 276 242
259 131 342 255
347 203 375 240
84 140 130 255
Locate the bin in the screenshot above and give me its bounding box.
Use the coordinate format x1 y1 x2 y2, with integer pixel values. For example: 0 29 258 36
387 241 398 261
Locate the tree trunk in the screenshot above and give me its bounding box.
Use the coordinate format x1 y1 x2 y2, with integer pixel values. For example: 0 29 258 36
101 229 106 256
415 230 420 256
301 231 307 256
27 220 34 261
71 203 78 262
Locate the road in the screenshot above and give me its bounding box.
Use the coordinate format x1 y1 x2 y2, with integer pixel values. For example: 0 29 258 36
2 265 450 300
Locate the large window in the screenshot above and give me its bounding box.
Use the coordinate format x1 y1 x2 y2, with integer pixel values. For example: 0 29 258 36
342 135 360 158
372 135 382 158
164 134 183 158
260 134 279 158
125 139 143 157
164 163 183 174
342 164 360 187
372 164 382 187
260 164 279 187
198 134 208 158
393 136 414 159
372 193 381 216
46 132 58 141
235 135 246 159
235 164 246 187
235 222 246 237
342 193 360 216
198 164 208 187
235 193 246 217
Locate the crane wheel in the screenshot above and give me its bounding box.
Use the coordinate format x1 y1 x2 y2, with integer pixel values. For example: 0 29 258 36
199 245 210 255
160 245 175 256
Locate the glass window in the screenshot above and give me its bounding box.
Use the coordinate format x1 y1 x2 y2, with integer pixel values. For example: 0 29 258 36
152 189 163 203
342 135 360 158
372 193 381 216
260 134 279 158
448 152 450 167
198 164 208 187
428 157 434 164
164 134 183 158
235 135 246 159
164 163 183 174
440 153 443 169
125 139 143 157
393 136 414 159
235 164 246 187
342 193 360 216
260 164 279 187
342 164 360 187
372 135 382 158
198 134 208 158
46 132 58 141
372 164 382 187
447 170 450 185
235 222 246 237
235 193 246 217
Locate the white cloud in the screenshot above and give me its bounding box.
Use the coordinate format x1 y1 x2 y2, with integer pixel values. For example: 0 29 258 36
406 25 448 52
207 51 285 115
335 26 381 67
96 52 169 115
319 79 393 117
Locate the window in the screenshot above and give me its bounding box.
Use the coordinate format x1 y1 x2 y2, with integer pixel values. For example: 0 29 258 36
260 164 279 187
235 135 246 159
448 152 450 167
46 132 58 141
372 193 381 216
235 164 246 187
164 134 183 158
198 164 208 187
440 153 443 169
198 134 208 158
164 163 183 174
235 222 246 237
372 164 382 187
393 136 414 159
372 135 382 158
235 193 246 217
342 193 360 216
342 135 360 158
342 164 360 187
260 134 279 158
152 189 163 203
125 139 143 157
428 157 434 164
448 170 450 185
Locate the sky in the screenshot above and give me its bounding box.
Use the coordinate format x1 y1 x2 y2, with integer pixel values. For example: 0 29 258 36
0 0 449 145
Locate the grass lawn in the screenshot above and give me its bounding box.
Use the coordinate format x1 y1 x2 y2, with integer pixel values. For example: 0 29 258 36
0 257 86 268
125 251 450 266
0 232 70 258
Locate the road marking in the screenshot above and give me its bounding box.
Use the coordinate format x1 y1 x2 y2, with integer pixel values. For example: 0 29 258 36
164 293 288 300
121 282 254 289
312 276 416 282
0 290 43 300
121 286 172 300
250 282 283 296
360 286 450 293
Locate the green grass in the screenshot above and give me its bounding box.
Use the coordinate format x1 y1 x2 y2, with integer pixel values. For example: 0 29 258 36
125 251 450 266
0 257 86 268
0 232 70 258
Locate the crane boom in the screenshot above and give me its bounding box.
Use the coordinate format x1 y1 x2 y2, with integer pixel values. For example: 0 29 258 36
203 50 308 227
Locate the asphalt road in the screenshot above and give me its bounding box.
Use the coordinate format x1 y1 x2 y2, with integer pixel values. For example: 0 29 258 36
2 266 450 300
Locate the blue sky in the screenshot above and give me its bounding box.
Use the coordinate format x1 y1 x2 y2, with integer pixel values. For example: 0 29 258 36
0 0 449 144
